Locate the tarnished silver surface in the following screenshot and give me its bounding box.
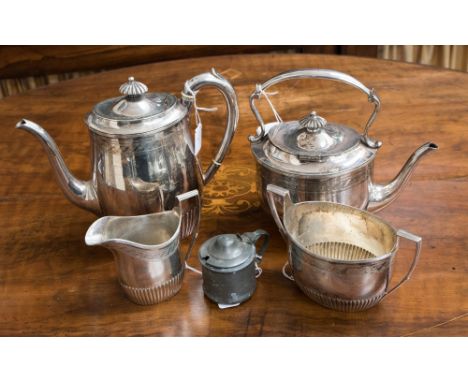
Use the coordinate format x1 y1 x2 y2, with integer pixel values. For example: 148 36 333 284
249 69 438 212
199 229 270 305
85 190 200 305
267 185 422 312
16 69 238 227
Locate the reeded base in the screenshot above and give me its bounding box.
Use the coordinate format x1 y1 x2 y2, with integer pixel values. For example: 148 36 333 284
297 284 385 312
120 270 184 305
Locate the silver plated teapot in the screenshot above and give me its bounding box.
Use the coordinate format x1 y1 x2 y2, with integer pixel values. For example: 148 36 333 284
17 69 238 231
249 69 438 211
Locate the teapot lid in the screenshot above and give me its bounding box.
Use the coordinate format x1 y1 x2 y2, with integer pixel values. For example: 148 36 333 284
198 234 255 270
268 111 360 162
86 77 187 136
251 110 376 176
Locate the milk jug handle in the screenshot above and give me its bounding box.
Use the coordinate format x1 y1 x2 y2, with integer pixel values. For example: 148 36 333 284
182 68 239 185
176 190 201 262
384 229 422 298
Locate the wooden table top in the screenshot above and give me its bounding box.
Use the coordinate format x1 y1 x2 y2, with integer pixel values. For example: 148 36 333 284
1 54 467 336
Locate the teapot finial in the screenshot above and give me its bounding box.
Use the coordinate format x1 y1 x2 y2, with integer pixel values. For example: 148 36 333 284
299 111 327 132
119 77 148 97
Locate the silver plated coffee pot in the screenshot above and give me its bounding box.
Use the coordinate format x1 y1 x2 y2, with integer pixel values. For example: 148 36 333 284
17 69 238 231
249 69 438 211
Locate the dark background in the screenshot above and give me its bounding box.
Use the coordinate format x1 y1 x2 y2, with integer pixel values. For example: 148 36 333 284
0 46 379 98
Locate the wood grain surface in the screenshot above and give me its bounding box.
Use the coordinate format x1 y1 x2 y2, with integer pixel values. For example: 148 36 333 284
0 54 466 336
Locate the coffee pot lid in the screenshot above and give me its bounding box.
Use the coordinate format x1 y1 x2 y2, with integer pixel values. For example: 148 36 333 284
86 77 187 136
267 111 361 162
199 234 255 269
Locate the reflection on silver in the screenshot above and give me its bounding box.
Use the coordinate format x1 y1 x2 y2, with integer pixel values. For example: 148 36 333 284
85 190 200 305
249 69 438 212
267 185 422 312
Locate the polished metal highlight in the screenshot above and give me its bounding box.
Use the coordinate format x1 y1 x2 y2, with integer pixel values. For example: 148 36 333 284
249 69 438 212
85 190 200 305
198 229 270 305
267 185 422 312
16 69 239 228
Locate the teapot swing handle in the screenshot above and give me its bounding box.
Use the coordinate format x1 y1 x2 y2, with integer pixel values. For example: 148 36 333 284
248 69 382 149
183 69 239 185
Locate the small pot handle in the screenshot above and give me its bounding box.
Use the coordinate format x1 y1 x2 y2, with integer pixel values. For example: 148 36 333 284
242 229 270 261
176 190 201 261
182 68 239 185
241 229 270 279
384 229 422 297
266 184 293 241
249 69 381 149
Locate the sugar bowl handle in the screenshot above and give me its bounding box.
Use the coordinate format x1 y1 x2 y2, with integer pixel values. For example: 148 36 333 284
249 69 381 149
384 229 422 298
266 184 294 241
183 68 239 185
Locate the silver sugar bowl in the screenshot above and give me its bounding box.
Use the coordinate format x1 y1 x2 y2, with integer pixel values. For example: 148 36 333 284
198 230 270 305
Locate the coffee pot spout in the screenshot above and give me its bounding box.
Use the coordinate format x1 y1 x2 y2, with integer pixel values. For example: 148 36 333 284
16 119 100 215
368 142 438 211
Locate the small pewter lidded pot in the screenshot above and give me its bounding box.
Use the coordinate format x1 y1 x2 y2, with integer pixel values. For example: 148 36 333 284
198 230 269 305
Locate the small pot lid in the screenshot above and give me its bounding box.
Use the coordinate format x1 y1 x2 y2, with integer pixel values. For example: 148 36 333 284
268 111 360 162
86 77 187 136
199 234 255 269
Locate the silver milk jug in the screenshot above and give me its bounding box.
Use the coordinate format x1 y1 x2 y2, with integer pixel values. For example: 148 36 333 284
198 230 270 305
17 69 238 234
85 190 200 305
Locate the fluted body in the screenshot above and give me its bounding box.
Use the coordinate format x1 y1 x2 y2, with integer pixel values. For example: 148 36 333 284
85 190 200 305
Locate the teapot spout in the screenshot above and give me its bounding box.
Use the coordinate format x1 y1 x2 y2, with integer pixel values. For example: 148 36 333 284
368 142 438 211
16 119 101 215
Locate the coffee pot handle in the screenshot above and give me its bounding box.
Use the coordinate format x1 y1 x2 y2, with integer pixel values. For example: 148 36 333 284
176 190 201 261
183 68 239 185
384 229 422 298
249 69 381 149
